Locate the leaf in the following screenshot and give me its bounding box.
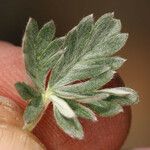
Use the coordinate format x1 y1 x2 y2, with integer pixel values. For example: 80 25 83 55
54 70 115 96
54 106 84 139
24 96 44 124
48 13 128 101
81 56 126 70
65 99 97 121
63 14 94 64
36 20 55 52
23 18 39 80
15 13 139 138
49 14 94 85
83 33 128 60
51 95 75 118
39 37 65 69
84 12 122 54
55 56 125 87
23 18 64 90
99 87 131 96
53 65 110 87
15 82 38 100
23 18 39 52
100 87 139 105
88 100 123 117
55 90 109 102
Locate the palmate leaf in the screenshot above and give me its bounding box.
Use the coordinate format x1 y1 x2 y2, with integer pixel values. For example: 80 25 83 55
15 12 139 140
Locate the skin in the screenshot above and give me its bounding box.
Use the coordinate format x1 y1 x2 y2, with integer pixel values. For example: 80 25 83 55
0 96 45 150
0 41 131 150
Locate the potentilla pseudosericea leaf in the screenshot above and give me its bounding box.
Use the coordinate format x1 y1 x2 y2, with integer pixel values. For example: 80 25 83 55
15 12 139 139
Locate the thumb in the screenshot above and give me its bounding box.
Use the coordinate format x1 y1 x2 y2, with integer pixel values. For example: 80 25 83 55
0 96 45 150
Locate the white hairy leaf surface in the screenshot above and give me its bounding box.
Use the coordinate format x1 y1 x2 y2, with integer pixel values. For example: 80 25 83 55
15 12 139 139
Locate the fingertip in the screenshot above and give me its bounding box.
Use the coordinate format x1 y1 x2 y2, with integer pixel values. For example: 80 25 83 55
0 42 28 108
0 124 45 150
0 96 46 150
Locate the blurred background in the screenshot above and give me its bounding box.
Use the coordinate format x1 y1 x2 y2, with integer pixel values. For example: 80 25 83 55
0 0 149 149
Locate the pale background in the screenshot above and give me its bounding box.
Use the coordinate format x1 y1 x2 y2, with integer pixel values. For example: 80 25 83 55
0 0 150 149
